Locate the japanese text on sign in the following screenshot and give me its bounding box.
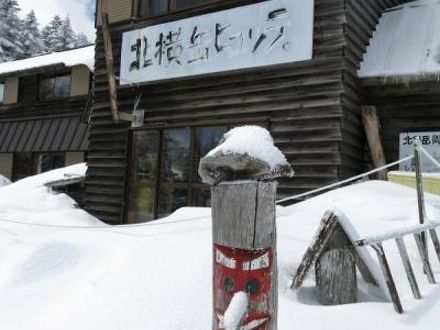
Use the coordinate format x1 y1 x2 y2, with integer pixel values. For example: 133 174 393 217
399 132 440 172
120 0 314 84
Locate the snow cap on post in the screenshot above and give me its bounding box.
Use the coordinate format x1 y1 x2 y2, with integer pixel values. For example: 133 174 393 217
199 125 294 184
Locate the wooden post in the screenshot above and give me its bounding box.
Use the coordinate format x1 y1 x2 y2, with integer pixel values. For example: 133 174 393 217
395 238 422 299
211 180 277 330
101 4 120 122
361 106 387 181
315 223 357 305
414 141 428 257
372 243 403 314
414 233 436 284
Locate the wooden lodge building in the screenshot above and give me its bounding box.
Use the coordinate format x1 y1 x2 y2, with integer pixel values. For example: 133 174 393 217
87 0 440 225
0 47 94 181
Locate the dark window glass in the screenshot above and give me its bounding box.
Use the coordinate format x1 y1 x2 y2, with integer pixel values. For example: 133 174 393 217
0 83 4 103
174 0 204 10
157 187 189 219
194 189 211 207
54 75 71 98
160 128 191 183
128 125 250 222
193 126 227 183
37 153 66 173
128 130 160 223
39 78 55 100
12 152 34 181
139 0 215 17
39 74 71 100
140 0 170 17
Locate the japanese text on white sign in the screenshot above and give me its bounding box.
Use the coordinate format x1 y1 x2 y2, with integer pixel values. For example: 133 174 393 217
399 132 440 172
120 0 314 84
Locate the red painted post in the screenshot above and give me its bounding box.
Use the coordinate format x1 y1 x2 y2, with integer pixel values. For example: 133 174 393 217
198 126 293 330
211 181 277 330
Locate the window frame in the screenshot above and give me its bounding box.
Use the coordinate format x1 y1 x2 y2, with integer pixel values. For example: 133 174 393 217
38 73 72 101
125 118 270 223
137 0 227 19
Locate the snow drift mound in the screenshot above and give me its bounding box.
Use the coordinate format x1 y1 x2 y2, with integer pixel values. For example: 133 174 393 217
0 163 103 227
0 180 439 330
0 175 11 187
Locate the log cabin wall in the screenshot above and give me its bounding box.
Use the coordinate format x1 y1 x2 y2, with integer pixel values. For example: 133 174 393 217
88 0 352 224
0 69 90 120
341 0 409 176
0 67 90 182
362 82 440 164
91 0 418 224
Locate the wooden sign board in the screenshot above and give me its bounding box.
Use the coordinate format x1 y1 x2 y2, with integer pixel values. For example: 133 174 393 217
120 0 314 84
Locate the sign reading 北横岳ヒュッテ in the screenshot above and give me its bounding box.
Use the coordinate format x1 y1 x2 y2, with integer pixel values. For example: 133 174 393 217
120 0 314 84
399 132 440 172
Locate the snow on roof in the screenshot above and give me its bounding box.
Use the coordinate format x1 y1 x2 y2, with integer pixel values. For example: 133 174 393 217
358 0 440 81
0 46 95 76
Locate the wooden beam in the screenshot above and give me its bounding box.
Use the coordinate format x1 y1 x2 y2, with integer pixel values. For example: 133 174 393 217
361 106 387 181
372 243 403 314
429 229 440 264
395 238 422 300
101 5 120 122
291 211 338 290
414 144 428 255
414 233 436 284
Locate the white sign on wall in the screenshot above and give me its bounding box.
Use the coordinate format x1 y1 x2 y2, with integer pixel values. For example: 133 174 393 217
399 131 440 172
120 0 314 84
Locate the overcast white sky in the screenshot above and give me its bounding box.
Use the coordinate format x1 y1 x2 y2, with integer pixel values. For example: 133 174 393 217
17 0 96 41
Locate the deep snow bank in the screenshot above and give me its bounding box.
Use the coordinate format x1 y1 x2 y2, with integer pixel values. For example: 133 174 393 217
0 163 103 227
0 178 439 330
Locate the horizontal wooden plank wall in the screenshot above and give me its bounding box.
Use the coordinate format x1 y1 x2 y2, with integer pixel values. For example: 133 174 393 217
0 75 89 121
341 0 409 176
363 82 440 163
87 0 351 224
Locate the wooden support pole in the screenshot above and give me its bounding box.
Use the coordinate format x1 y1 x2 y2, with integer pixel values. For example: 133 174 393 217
315 224 357 305
414 143 428 256
101 4 120 122
414 233 436 284
361 106 387 181
429 229 440 263
395 238 422 300
211 180 277 330
372 243 403 314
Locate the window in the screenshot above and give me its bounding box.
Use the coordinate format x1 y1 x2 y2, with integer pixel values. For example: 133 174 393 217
12 153 34 181
39 74 71 100
36 153 66 174
0 83 4 104
128 125 228 223
139 0 213 17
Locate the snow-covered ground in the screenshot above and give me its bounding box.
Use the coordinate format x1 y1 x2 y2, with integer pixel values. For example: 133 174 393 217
0 168 439 329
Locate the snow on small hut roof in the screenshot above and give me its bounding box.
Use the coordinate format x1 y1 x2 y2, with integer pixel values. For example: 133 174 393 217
358 0 440 81
0 46 95 77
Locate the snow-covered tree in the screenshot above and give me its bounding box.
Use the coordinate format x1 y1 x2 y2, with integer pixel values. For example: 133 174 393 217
75 33 90 48
58 16 76 50
19 10 45 58
0 0 24 62
42 15 63 52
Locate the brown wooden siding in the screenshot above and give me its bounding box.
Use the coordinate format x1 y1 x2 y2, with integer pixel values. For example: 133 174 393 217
87 0 351 224
340 0 410 176
96 0 133 26
363 82 440 164
0 73 90 152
